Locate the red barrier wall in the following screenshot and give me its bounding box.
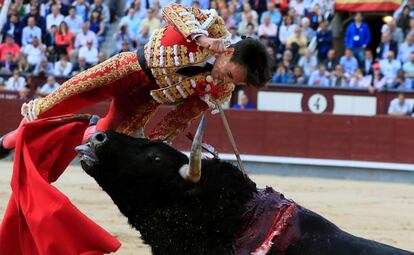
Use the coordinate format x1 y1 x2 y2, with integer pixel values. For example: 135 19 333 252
1 99 413 164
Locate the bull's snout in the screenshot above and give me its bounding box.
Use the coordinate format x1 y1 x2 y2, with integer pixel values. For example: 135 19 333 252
90 132 108 150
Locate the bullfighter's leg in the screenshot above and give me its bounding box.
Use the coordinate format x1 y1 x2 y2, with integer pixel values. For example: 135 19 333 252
0 52 143 156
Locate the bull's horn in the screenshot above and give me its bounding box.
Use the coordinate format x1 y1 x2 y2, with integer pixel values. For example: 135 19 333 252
179 115 205 182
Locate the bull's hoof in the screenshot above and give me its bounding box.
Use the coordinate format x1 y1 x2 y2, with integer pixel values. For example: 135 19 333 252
0 135 12 160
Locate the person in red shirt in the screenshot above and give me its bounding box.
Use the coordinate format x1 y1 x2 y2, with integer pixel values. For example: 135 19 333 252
0 35 20 63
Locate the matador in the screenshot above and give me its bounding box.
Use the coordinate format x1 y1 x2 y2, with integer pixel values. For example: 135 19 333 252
0 3 273 158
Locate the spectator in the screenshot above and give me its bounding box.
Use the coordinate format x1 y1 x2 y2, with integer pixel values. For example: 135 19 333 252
72 0 90 22
114 24 133 50
38 76 60 96
120 8 141 39
2 15 22 45
46 4 64 31
52 0 70 16
127 0 147 21
290 66 306 85
344 12 371 62
17 55 31 73
241 3 258 27
380 50 401 85
135 25 151 48
53 54 73 76
220 8 235 31
55 21 73 56
281 50 295 71
279 16 297 48
323 49 337 72
21 17 42 46
376 33 398 60
330 64 348 87
113 40 131 56
388 93 411 115
33 57 54 76
394 70 410 90
0 53 17 74
249 0 267 17
238 13 257 35
89 0 111 24
89 10 106 44
21 5 46 33
0 35 20 64
227 26 241 44
298 48 317 78
72 57 89 74
228 3 242 27
403 52 414 89
64 6 83 36
98 51 107 63
371 65 387 90
289 0 307 16
244 23 258 39
4 70 26 91
232 94 254 109
140 8 160 35
301 17 316 43
74 23 98 49
260 2 281 25
272 64 293 83
307 64 330 87
306 4 324 30
349 68 372 88
398 33 414 63
24 0 46 17
396 6 411 35
286 26 307 57
22 36 46 70
258 15 277 38
381 20 404 46
316 21 332 60
339 48 359 76
79 40 99 65
360 49 374 76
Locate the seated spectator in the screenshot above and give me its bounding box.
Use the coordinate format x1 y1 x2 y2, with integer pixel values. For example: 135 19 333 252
398 33 414 63
381 20 404 45
64 6 83 37
360 49 374 76
140 8 160 35
38 75 60 96
260 1 281 25
349 68 372 88
298 49 317 78
78 40 99 65
220 8 235 31
21 17 42 46
403 52 414 89
74 23 98 49
72 0 89 22
393 71 410 90
120 8 140 39
388 93 411 116
290 66 306 85
244 23 258 40
46 4 64 31
301 17 316 43
316 21 332 60
396 6 411 35
22 36 46 71
52 0 70 16
0 53 17 74
227 26 241 45
323 49 337 72
4 70 26 91
272 64 293 83
376 33 398 61
339 48 359 77
1 15 22 45
228 3 242 27
289 0 307 16
306 4 324 30
308 64 330 87
53 54 73 76
330 64 348 87
240 3 258 27
113 40 131 56
17 55 31 73
114 24 132 50
33 57 54 76
281 50 295 71
258 15 277 38
72 57 90 74
232 94 254 109
0 35 20 64
89 0 111 24
55 21 73 55
21 5 46 33
89 10 106 45
135 25 150 48
238 13 257 36
380 50 401 85
371 66 387 91
286 26 307 57
98 51 107 63
278 16 297 49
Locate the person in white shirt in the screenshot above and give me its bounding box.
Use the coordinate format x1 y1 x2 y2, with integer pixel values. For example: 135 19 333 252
227 27 241 44
22 37 46 67
53 55 73 76
388 93 411 116
278 16 297 47
380 51 401 84
398 33 414 63
21 17 42 46
46 4 64 30
298 49 318 78
349 68 372 88
119 8 141 39
307 64 330 87
258 15 277 38
38 76 60 96
289 0 308 16
5 70 26 91
78 40 99 65
74 23 98 49
64 6 84 36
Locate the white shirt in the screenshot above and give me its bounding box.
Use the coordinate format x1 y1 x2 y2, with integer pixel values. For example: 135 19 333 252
23 44 45 65
21 26 42 46
258 23 277 37
54 61 73 76
39 82 60 95
46 13 64 30
388 98 411 115
279 24 297 44
5 76 26 91
379 59 401 80
78 46 99 64
289 0 307 16
74 31 98 49
64 15 83 34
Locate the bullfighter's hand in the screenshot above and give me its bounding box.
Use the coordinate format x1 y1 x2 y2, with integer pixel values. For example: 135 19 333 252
196 36 226 53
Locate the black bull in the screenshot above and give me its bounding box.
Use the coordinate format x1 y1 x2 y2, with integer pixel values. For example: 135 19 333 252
76 131 414 255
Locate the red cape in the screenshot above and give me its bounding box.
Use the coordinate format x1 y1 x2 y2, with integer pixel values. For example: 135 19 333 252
0 115 121 255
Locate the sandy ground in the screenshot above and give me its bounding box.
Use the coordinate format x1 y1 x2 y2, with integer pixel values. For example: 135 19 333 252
0 161 413 254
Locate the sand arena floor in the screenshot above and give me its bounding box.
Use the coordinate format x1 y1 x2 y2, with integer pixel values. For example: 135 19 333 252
0 161 413 254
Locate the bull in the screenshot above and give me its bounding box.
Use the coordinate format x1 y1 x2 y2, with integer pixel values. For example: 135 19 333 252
76 117 414 255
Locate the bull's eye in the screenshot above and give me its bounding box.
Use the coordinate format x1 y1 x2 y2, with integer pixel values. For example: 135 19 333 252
154 156 161 163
